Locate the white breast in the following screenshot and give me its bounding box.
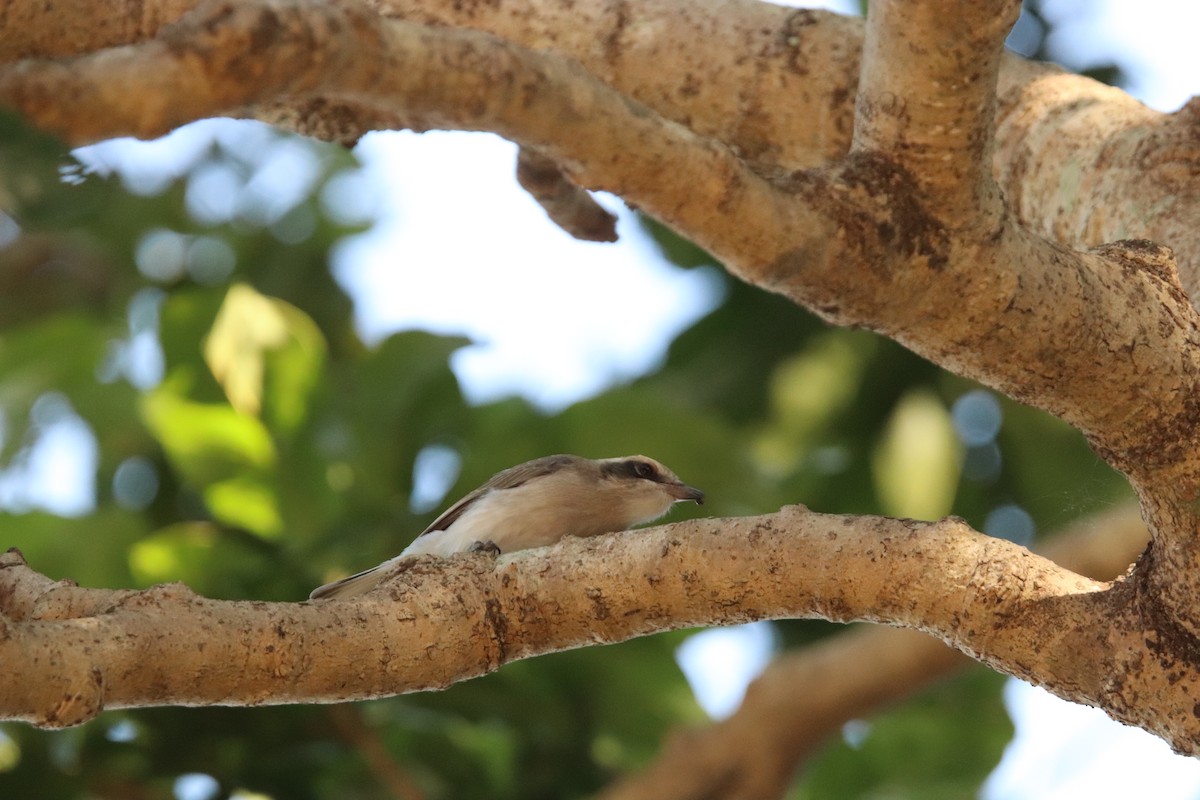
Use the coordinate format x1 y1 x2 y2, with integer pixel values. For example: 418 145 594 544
399 477 585 557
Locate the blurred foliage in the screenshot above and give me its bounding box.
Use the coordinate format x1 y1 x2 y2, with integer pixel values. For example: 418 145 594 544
0 13 1139 792
794 669 1014 800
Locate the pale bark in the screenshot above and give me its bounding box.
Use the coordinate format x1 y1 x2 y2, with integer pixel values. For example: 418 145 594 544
1 507 1174 742
2 0 1200 765
4 1 1192 275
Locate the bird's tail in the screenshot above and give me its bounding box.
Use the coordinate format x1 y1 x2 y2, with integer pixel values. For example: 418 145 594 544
309 563 388 600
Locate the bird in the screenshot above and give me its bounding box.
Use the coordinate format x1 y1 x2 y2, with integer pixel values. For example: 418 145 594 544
309 453 704 599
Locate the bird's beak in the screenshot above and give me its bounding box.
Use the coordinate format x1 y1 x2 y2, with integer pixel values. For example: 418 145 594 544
667 483 705 505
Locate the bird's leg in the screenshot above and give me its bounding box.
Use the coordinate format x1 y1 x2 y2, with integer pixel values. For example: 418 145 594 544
468 540 502 556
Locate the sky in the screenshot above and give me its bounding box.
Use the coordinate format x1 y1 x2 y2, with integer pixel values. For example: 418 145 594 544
6 1 1200 797
332 131 721 410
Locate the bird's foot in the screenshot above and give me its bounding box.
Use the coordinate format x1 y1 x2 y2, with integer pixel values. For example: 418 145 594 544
468 540 502 556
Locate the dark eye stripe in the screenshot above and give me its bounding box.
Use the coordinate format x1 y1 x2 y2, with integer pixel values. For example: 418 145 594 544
601 459 660 481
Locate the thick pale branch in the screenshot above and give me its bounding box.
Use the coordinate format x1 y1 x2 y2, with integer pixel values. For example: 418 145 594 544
749 182 1200 632
0 508 1143 735
36 1 1182 510
747 175 1200 481
2 0 1194 277
994 68 1200 292
0 0 804 268
377 0 1199 282
0 0 191 60
4 2 1197 465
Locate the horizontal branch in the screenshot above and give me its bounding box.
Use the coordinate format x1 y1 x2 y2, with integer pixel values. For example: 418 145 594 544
2 506 1193 755
0 0 802 267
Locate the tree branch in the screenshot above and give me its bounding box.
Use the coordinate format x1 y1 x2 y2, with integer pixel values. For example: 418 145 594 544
3 507 1192 755
854 0 1017 218
516 147 618 242
380 0 1199 281
3 0 1193 273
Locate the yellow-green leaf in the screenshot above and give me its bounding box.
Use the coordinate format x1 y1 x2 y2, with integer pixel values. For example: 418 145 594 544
204 476 283 539
141 382 276 486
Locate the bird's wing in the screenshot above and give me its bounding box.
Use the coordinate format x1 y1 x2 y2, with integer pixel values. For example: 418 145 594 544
416 454 581 536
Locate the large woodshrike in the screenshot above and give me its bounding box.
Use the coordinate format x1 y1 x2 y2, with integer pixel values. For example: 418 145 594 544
309 454 704 599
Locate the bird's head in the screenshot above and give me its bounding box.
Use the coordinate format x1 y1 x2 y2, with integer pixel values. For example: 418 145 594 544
594 455 705 527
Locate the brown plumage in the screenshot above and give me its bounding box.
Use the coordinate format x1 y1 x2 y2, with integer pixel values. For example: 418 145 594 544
309 454 703 599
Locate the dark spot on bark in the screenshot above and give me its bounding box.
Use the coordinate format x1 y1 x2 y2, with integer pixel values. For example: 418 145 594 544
787 8 818 27
1092 239 1184 299
830 86 851 111
483 597 509 663
679 72 701 99
603 0 632 66
836 152 950 270
763 153 949 316
1134 546 1200 670
586 587 611 620
780 9 819 76
451 0 504 15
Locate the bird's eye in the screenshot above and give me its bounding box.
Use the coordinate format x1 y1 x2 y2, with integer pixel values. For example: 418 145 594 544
633 461 654 479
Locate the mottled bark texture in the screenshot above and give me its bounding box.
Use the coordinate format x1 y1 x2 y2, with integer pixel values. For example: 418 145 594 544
3 0 1200 783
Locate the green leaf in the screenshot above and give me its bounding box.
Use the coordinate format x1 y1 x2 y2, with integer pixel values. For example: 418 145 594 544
0 510 150 589
795 668 1012 799
203 283 326 435
203 476 283 539
128 520 281 597
128 521 220 586
140 379 276 486
871 390 962 520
